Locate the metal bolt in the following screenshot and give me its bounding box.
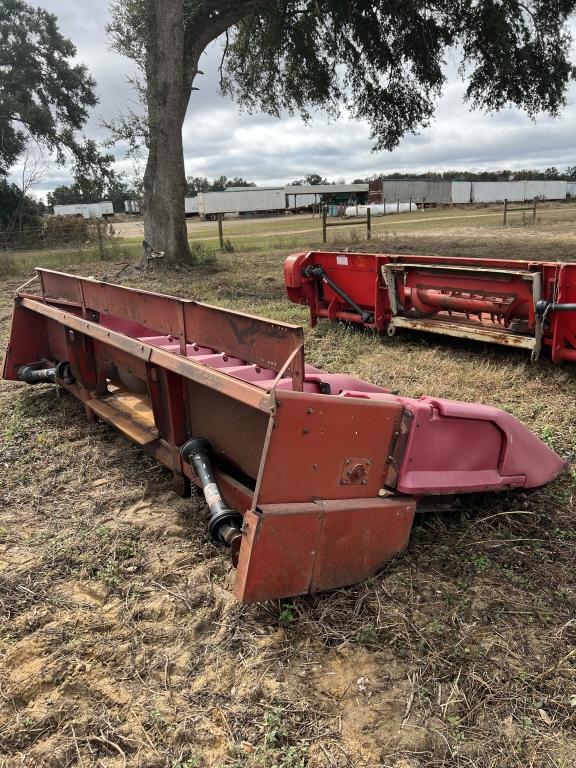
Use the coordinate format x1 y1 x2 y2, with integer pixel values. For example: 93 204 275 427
302 427 309 434
341 479 348 485
345 458 351 464
306 407 314 415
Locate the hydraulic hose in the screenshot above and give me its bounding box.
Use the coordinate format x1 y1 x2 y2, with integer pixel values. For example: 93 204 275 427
180 438 243 566
304 264 373 324
17 361 74 385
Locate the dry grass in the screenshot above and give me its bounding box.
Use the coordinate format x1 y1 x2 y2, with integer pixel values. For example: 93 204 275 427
1 214 575 767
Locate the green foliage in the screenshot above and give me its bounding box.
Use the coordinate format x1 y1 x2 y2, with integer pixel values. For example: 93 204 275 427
264 709 288 748
41 216 92 243
171 759 201 768
188 241 218 264
221 0 576 151
290 173 328 186
47 142 120 209
0 178 43 229
186 175 256 196
473 555 492 572
0 0 97 173
278 603 296 624
227 707 308 767
48 168 137 213
109 0 576 154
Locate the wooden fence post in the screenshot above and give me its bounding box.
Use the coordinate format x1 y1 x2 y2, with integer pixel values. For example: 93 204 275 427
533 198 537 223
218 215 224 248
322 207 327 244
96 219 104 259
383 197 386 216
397 197 400 214
503 199 508 226
366 206 371 240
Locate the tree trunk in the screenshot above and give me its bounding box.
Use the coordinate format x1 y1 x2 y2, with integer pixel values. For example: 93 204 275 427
143 0 191 264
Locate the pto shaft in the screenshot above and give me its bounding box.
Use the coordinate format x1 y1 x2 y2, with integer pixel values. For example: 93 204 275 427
180 438 243 565
17 361 74 385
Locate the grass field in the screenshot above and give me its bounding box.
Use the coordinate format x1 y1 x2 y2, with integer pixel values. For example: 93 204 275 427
1 207 575 767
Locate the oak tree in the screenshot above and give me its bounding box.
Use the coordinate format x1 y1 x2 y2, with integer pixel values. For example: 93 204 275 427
109 0 576 263
0 0 98 175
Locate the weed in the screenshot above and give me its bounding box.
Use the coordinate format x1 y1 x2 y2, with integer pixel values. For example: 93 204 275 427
187 240 218 264
357 624 379 645
278 603 297 625
172 759 201 768
228 708 308 767
263 708 288 748
472 555 492 571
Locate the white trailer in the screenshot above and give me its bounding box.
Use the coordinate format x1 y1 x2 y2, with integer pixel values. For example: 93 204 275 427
228 186 317 211
451 181 472 204
124 200 141 214
53 202 114 219
197 189 285 219
185 197 199 215
471 180 567 203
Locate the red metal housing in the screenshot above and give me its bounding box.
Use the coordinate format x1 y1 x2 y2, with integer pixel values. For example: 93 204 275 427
3 270 565 602
285 251 576 363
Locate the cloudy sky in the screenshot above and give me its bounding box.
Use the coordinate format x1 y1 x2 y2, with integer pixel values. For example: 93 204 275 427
9 2 576 197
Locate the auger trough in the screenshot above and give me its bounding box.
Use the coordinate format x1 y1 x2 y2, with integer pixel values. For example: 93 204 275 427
285 251 576 363
3 269 565 602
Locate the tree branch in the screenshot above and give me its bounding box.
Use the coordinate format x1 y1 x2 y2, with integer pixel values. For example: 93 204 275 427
182 0 268 88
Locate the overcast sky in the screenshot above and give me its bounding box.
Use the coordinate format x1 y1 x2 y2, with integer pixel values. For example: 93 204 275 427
9 2 576 197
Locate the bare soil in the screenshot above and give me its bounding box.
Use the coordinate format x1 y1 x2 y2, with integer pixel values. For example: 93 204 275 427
1 217 575 767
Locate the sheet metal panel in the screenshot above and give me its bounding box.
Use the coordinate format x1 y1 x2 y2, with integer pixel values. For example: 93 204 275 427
472 181 524 202
185 197 199 214
451 181 472 204
471 180 567 203
284 184 368 195
378 180 452 203
543 181 567 200
568 182 576 198
197 189 285 216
